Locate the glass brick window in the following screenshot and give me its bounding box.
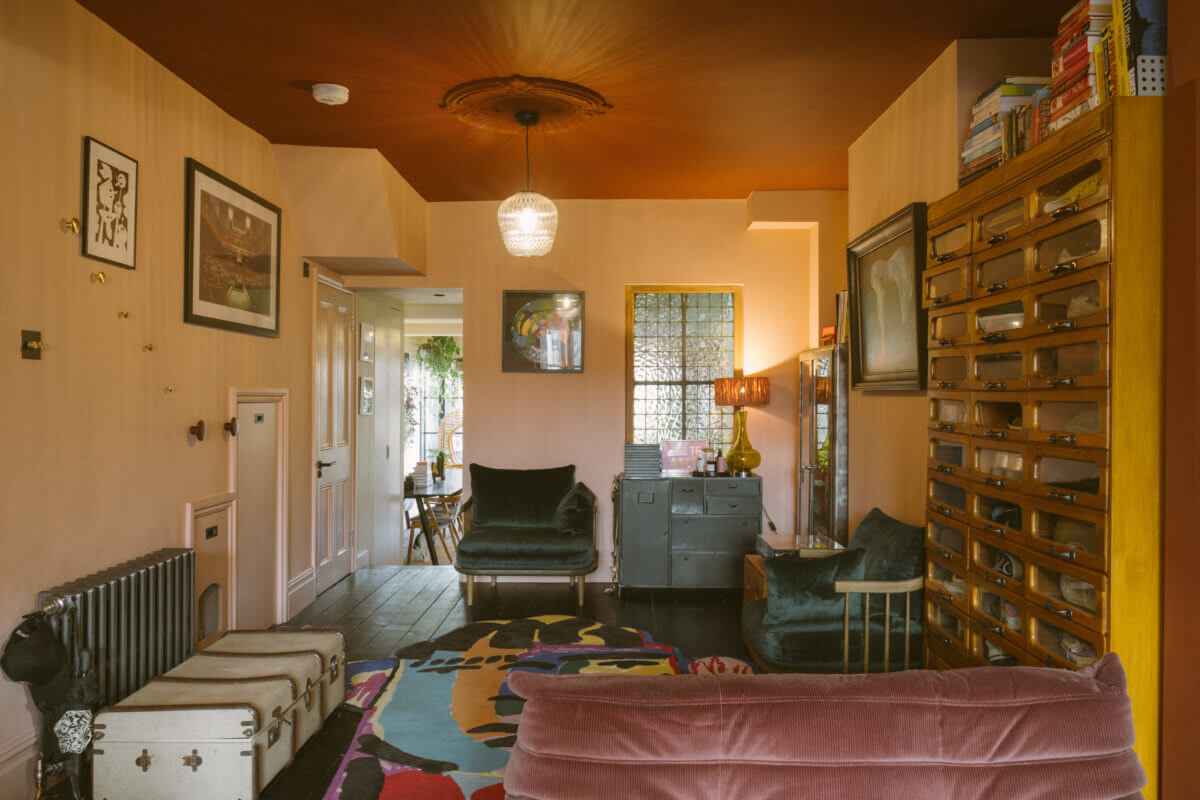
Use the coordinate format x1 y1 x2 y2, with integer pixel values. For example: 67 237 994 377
628 287 740 445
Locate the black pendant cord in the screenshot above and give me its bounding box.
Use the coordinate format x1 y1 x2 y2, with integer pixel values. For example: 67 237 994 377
524 124 531 191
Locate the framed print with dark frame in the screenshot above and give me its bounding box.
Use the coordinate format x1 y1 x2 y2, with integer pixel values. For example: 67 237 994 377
82 136 138 269
501 290 584 373
184 158 281 337
846 202 928 390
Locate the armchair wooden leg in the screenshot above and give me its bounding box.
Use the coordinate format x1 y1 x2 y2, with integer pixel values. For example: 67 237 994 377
491 576 497 588
863 593 870 675
466 575 474 606
843 595 850 674
883 594 892 674
576 576 585 606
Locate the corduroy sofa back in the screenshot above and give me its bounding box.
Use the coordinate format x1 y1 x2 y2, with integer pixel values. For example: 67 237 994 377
504 653 1144 800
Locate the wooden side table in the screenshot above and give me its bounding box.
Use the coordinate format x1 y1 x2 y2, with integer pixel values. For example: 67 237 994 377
744 554 767 604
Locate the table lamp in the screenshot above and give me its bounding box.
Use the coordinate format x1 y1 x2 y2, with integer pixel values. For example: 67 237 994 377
713 376 770 476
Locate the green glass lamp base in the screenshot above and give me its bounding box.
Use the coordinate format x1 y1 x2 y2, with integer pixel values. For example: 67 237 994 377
726 407 761 474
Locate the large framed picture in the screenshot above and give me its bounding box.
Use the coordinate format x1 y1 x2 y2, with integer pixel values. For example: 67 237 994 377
82 136 138 269
501 290 584 373
846 203 928 390
184 158 281 337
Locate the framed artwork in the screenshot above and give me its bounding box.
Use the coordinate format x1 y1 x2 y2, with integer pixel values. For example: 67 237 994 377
359 377 375 415
82 136 138 269
184 158 281 337
501 290 584 373
360 323 375 363
846 202 928 390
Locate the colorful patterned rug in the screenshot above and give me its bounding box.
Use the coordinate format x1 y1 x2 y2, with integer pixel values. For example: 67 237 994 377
324 615 755 799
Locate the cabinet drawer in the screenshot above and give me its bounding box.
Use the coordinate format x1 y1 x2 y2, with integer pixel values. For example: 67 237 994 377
1027 389 1109 449
670 479 705 514
1029 444 1109 512
927 634 973 671
1026 604 1105 670
923 257 972 309
928 431 969 478
973 191 1029 251
1028 328 1109 390
928 346 971 391
704 496 759 516
969 619 1032 667
1031 204 1109 282
973 235 1033 295
967 573 1026 650
970 286 1031 345
970 391 1029 442
926 557 968 612
705 478 762 499
969 528 1027 596
970 439 1032 495
1025 551 1107 634
928 304 970 349
927 391 970 434
1030 266 1109 335
969 486 1028 545
926 471 970 520
926 595 970 661
1027 498 1108 574
926 510 969 570
670 550 744 588
671 515 759 550
928 211 972 264
969 340 1028 392
1029 139 1110 230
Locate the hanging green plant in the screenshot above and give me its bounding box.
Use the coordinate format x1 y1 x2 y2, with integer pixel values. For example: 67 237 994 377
417 336 462 409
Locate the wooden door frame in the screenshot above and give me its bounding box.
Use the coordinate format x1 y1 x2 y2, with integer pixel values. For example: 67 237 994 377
312 267 357 591
227 387 290 625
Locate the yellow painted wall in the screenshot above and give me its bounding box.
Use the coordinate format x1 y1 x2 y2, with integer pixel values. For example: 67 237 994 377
0 1 328 787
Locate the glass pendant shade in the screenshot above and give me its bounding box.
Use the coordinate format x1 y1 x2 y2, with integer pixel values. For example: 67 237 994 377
498 191 558 257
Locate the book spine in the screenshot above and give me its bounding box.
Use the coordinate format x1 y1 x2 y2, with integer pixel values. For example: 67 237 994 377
1050 77 1097 116
968 114 1000 137
963 127 1001 153
1112 0 1132 96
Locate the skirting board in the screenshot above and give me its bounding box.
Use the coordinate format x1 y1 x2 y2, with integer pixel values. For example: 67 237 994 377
287 568 316 619
0 731 36 800
356 548 370 570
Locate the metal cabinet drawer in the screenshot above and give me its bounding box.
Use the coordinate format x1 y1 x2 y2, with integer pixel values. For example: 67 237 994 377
669 550 744 588
704 478 762 499
671 515 759 550
704 496 759 515
670 479 705 514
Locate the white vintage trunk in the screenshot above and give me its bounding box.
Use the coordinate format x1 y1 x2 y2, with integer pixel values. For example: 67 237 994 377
205 629 347 717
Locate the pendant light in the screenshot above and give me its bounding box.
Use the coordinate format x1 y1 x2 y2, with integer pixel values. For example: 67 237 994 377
498 110 558 257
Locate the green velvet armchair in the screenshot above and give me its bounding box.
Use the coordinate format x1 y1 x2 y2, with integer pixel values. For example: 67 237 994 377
741 508 925 673
454 464 598 606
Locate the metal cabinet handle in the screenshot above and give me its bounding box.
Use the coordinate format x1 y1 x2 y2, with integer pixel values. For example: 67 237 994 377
931 296 950 306
987 232 1009 245
1048 320 1078 332
937 381 958 390
937 591 953 602
1037 259 1078 275
1047 433 1078 445
935 465 955 475
938 423 956 432
1046 377 1077 388
1046 601 1074 620
984 524 1006 538
985 281 1008 294
983 477 1006 488
939 550 954 561
985 431 1008 440
936 505 955 517
987 575 1007 587
984 380 1007 391
938 635 952 645
681 487 695 493
937 338 956 346
986 623 1004 634
1049 545 1077 562
937 253 955 264
1047 490 1078 504
1050 203 1079 220
980 333 1008 344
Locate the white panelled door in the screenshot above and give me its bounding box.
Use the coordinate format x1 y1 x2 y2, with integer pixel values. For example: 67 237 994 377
315 281 355 593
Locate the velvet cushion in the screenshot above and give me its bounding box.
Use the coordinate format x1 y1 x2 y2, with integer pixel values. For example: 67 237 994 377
554 482 595 537
761 549 867 626
504 654 1144 800
455 525 595 571
848 507 925 581
469 464 575 528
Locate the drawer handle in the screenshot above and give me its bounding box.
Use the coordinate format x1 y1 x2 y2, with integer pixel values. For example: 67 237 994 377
1050 203 1079 221
985 281 1008 294
681 487 695 493
984 524 1006 538
936 253 955 264
984 380 1007 391
937 381 958 390
935 465 955 475
938 423 956 432
987 575 1008 587
1047 490 1078 504
727 484 739 489
940 550 954 561
1046 377 1077 388
938 635 952 645
983 477 1006 488
1048 433 1077 445
1048 320 1078 332
980 333 1008 343
985 431 1008 440
937 338 956 347
936 505 956 517
987 232 1009 245
937 590 954 602
1049 545 1078 562
1046 601 1074 620
986 623 1004 635
1037 259 1078 275
931 296 950 306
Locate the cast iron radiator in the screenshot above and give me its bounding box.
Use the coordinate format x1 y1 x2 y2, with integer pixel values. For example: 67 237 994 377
39 547 195 707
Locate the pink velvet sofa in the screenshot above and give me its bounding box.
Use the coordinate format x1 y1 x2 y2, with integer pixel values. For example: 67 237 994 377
504 653 1144 800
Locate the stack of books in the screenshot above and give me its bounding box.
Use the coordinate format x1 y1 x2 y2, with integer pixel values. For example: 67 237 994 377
961 76 1048 186
410 461 432 491
1047 0 1112 135
624 443 662 478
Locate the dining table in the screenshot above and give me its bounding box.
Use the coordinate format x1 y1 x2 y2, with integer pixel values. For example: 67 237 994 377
409 471 462 566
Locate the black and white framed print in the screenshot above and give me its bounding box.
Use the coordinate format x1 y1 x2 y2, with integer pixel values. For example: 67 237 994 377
82 137 137 269
184 158 281 337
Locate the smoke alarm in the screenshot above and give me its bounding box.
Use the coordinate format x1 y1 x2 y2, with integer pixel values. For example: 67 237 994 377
312 83 349 105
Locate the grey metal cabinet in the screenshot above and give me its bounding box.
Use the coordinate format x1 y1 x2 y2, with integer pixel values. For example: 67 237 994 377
618 476 762 589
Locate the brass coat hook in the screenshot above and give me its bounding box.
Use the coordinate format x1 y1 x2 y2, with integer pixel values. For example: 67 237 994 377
119 310 130 319
223 417 240 437
189 420 207 441
61 218 80 234
90 271 106 284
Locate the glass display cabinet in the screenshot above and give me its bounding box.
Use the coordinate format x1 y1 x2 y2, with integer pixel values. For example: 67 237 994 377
797 343 849 546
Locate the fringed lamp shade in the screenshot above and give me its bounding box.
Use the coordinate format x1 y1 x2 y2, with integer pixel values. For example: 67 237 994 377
713 376 770 407
498 191 558 257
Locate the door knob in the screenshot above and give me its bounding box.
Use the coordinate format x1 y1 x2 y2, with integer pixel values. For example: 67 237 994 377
316 459 336 477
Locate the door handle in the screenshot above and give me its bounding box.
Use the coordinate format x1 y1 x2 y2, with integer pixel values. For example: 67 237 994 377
316 459 336 477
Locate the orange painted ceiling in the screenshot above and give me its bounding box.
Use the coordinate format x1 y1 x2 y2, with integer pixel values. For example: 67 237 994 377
77 0 1063 201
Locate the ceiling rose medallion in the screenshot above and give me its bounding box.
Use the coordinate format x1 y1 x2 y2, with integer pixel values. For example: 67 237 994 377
440 75 611 134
